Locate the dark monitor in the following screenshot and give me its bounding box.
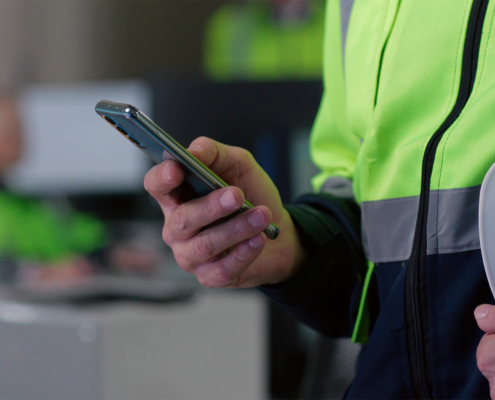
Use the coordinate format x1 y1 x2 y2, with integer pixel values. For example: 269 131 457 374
152 78 323 202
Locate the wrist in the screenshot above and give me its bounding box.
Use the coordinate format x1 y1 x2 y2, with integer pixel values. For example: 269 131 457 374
266 208 307 285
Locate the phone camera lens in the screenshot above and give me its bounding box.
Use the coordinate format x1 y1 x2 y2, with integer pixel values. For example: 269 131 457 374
117 126 128 136
104 116 116 125
128 136 142 147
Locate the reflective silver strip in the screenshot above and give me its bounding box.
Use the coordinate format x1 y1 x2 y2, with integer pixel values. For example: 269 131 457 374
361 196 418 262
340 0 355 53
361 186 481 263
321 176 355 199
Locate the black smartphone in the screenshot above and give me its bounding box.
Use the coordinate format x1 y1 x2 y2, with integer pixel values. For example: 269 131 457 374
95 100 280 240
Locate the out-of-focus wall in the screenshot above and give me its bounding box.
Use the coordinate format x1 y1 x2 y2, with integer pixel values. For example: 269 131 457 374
0 0 226 89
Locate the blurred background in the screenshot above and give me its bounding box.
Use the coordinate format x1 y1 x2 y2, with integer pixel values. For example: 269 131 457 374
0 1 359 399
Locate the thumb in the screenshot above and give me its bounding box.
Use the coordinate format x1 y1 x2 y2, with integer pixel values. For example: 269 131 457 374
475 304 495 333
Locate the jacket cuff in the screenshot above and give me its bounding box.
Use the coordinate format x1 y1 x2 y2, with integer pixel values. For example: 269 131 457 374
259 231 349 306
259 191 364 299
257 193 364 336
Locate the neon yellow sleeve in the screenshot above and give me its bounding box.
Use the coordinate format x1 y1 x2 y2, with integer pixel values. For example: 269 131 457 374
310 0 361 192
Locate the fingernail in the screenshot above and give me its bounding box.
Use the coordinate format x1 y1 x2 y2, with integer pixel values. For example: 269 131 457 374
249 235 264 248
189 145 202 153
220 189 237 209
475 304 492 319
162 163 172 183
248 209 265 227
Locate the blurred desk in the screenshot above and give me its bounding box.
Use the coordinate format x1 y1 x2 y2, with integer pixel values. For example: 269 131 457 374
0 219 197 304
0 282 268 399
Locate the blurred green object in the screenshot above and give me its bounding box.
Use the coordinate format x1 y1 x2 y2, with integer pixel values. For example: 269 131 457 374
0 191 107 263
203 0 325 81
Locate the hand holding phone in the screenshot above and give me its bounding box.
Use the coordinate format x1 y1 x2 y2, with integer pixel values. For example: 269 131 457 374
95 100 308 289
95 100 279 239
143 134 306 288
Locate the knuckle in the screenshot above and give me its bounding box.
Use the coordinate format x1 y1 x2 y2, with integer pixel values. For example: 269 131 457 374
173 249 194 274
173 251 185 268
232 245 251 265
197 274 217 289
233 147 251 161
195 234 214 258
238 147 254 163
212 266 238 288
178 256 193 274
172 208 188 232
243 149 255 162
228 219 242 237
202 196 216 218
162 226 171 245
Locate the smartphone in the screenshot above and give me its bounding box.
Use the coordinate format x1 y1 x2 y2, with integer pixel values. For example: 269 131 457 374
95 100 280 240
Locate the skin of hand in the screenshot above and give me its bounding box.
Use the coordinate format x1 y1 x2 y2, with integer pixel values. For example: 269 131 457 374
475 304 495 399
144 136 307 288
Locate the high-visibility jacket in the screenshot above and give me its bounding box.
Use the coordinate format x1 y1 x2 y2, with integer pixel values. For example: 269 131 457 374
260 0 495 398
0 191 107 263
203 1 325 81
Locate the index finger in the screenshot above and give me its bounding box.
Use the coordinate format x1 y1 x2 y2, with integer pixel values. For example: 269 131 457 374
144 160 185 213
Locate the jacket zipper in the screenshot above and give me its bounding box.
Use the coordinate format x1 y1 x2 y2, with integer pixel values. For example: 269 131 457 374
405 1 489 398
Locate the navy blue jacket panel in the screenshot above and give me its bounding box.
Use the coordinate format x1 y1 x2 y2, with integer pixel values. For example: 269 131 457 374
259 195 492 399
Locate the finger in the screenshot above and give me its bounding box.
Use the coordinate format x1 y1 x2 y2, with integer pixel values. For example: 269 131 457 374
166 186 245 241
475 304 495 333
477 333 495 382
194 234 267 288
180 206 271 263
188 136 221 167
144 160 185 210
188 137 255 181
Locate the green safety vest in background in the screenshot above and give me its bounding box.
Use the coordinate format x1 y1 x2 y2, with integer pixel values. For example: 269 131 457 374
0 191 106 263
203 0 325 81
